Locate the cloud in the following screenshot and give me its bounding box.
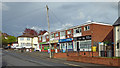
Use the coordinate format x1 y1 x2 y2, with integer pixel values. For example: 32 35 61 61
26 26 42 32
0 2 9 11
72 12 85 20
62 23 73 29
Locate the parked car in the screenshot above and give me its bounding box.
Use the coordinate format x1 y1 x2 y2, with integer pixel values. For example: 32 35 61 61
4 46 11 49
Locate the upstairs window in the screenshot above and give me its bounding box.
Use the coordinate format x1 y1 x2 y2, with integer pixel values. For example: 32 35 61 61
46 35 49 39
39 37 41 40
56 33 58 37
84 26 90 31
39 36 41 40
60 31 65 36
67 30 71 34
74 27 81 33
51 34 54 38
42 36 46 41
20 38 24 40
27 38 30 40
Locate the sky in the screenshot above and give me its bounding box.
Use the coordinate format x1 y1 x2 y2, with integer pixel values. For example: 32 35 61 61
2 2 119 37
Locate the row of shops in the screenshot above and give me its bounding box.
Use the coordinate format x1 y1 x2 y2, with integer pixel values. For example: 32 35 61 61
39 35 94 53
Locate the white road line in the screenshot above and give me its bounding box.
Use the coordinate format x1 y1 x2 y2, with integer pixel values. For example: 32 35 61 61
63 63 80 66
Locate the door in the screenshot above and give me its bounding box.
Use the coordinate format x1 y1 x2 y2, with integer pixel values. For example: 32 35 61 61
77 42 80 51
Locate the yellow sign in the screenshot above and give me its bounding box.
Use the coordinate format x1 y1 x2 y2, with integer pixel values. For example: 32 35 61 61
50 40 58 43
92 46 96 52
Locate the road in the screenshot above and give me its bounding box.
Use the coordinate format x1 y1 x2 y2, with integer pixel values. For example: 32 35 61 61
2 49 118 68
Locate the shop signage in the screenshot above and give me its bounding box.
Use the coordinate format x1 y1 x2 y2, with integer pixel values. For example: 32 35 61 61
40 42 47 44
54 37 59 40
74 35 91 41
59 38 73 42
50 40 58 43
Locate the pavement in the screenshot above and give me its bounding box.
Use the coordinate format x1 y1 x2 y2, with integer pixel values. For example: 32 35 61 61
2 49 119 68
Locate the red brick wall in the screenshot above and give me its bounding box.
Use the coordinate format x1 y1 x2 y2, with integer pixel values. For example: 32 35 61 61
67 56 120 66
67 52 99 57
53 53 67 58
81 24 113 46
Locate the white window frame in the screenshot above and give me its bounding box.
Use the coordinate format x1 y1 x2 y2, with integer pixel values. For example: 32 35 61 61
56 33 58 37
84 26 90 31
67 30 71 34
20 38 24 40
27 38 30 41
60 31 65 36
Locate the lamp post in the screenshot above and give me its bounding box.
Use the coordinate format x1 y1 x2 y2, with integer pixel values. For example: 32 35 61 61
46 5 52 58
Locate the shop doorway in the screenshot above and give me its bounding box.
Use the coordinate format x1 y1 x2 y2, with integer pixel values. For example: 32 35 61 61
77 42 80 51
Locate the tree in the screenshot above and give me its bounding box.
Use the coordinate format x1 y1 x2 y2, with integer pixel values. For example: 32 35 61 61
7 36 17 43
2 34 17 48
23 28 38 36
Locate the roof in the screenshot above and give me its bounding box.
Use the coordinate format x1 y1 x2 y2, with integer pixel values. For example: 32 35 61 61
113 17 120 26
18 33 35 38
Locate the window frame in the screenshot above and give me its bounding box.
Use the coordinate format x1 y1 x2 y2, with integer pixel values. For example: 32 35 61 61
84 25 90 31
60 31 65 36
20 38 24 40
67 30 71 34
117 43 119 49
27 38 30 41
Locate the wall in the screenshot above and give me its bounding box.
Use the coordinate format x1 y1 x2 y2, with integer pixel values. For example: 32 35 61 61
53 53 67 58
114 26 120 57
67 51 99 57
18 37 32 48
81 24 113 45
67 56 120 66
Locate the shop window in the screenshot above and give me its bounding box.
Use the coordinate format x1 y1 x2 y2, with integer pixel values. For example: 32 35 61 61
117 43 119 49
80 40 91 51
68 42 73 49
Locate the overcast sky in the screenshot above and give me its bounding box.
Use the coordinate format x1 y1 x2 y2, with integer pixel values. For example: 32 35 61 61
2 2 119 36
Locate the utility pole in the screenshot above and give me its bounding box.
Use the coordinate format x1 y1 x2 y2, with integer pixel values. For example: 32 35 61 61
46 5 52 58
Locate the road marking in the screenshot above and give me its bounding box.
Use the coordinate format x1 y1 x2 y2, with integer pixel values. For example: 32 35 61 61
64 63 80 66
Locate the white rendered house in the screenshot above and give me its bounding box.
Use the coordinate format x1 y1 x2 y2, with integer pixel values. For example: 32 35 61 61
113 17 120 57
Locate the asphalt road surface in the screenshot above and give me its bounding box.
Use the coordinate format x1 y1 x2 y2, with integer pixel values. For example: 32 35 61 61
2 49 119 68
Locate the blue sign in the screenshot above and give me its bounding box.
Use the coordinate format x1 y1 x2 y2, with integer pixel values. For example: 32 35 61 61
59 38 73 42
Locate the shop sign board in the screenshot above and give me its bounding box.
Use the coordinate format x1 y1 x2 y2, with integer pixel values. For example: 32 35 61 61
92 46 96 52
40 42 47 44
73 35 91 41
50 40 58 43
59 38 73 42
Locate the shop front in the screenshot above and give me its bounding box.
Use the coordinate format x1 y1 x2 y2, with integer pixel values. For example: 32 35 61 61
39 42 49 52
59 38 73 52
73 35 92 52
50 40 59 53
